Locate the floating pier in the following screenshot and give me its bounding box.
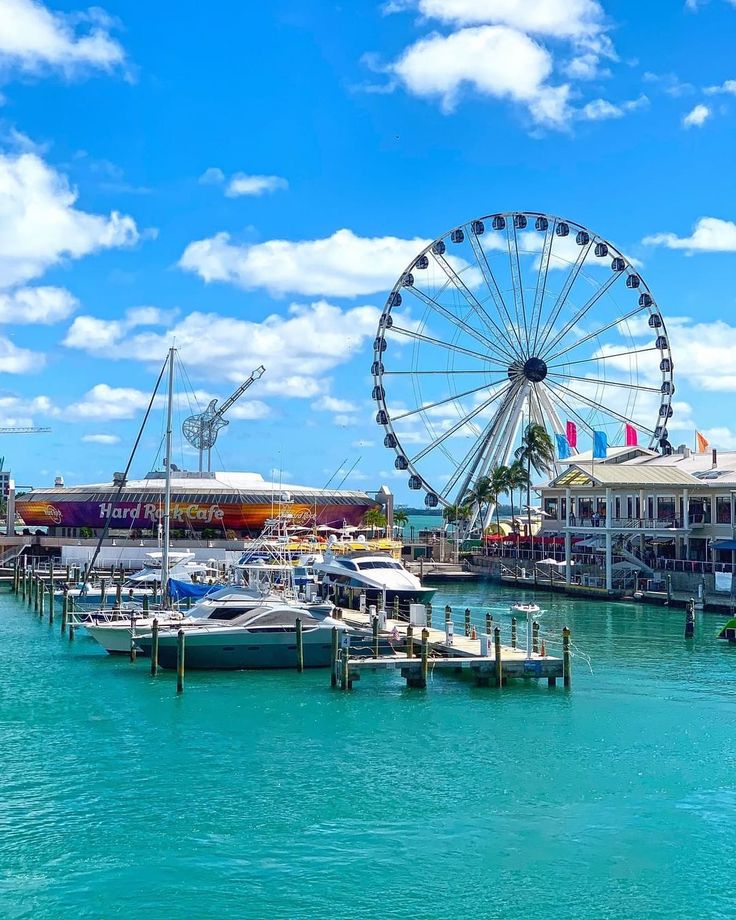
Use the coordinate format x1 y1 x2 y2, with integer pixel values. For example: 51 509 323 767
332 604 569 692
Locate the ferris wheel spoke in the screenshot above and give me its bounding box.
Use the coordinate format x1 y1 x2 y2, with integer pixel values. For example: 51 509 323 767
533 239 593 356
539 268 625 359
546 371 661 393
547 379 655 436
407 384 512 465
541 382 598 438
467 232 526 356
390 379 507 423
431 252 522 357
529 221 555 355
507 223 530 355
547 345 659 369
407 285 514 363
383 369 496 376
544 304 650 364
445 387 522 500
389 325 508 366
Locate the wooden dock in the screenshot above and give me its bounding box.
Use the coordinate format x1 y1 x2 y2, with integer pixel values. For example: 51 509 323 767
335 606 569 692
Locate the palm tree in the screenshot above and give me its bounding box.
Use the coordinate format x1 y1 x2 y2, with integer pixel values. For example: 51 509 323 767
467 474 495 532
506 459 530 538
393 508 408 537
362 507 387 536
515 423 555 556
443 502 471 526
488 463 511 538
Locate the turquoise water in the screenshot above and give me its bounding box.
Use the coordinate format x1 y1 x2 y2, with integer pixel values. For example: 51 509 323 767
3 585 736 919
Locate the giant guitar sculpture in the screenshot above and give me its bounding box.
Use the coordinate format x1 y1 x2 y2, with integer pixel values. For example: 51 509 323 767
182 365 266 471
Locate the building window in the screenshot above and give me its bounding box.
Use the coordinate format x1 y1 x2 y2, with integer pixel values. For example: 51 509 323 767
657 497 676 521
716 497 732 524
544 498 559 519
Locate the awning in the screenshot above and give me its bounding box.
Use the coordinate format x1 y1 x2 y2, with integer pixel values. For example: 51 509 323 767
711 539 736 551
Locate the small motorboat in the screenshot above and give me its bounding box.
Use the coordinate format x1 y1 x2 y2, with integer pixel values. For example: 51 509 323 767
510 602 541 615
716 617 736 642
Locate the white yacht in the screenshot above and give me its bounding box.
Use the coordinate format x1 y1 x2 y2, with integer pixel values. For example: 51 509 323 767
59 551 216 609
313 550 435 615
134 595 351 669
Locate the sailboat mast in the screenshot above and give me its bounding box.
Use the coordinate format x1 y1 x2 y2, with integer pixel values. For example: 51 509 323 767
162 346 175 605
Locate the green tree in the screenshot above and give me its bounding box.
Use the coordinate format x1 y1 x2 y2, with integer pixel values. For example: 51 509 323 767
362 507 387 534
443 502 471 525
467 474 495 532
515 422 554 550
506 459 530 535
393 508 408 536
488 463 511 537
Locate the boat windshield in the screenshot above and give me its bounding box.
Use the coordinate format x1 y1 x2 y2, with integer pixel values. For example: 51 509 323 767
355 560 403 570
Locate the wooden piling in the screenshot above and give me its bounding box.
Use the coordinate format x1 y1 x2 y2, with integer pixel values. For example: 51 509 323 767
426 602 432 628
485 612 493 636
38 578 44 618
129 613 137 662
48 584 54 624
116 582 122 608
420 628 429 687
494 626 502 688
61 591 68 634
340 646 349 691
532 620 539 654
406 624 414 659
176 629 185 693
562 626 571 688
100 578 107 609
511 616 517 649
464 608 471 637
372 615 379 658
444 605 452 624
143 594 149 614
68 621 75 641
295 617 304 672
150 619 159 676
393 595 400 618
330 627 338 687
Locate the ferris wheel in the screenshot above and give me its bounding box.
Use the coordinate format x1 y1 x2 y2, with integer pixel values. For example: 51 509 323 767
372 211 674 519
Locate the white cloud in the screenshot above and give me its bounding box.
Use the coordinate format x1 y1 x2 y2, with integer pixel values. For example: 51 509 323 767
0 392 53 424
0 285 77 323
179 227 432 297
225 173 288 197
682 103 711 128
314 395 358 413
705 79 736 95
63 305 175 350
0 334 43 372
389 25 571 125
198 167 225 185
643 72 694 98
410 0 604 37
643 217 736 252
81 433 120 444
0 152 140 288
63 300 382 397
334 413 359 426
379 0 619 126
0 0 125 77
66 383 152 420
198 166 288 197
580 94 648 121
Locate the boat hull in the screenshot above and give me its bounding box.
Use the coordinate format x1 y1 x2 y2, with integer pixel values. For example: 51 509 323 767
137 626 345 670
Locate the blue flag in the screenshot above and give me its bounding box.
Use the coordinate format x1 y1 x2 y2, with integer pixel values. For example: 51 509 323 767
555 433 571 459
593 430 608 459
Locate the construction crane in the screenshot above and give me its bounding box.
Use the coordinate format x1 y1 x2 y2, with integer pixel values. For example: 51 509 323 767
0 427 50 433
182 366 265 472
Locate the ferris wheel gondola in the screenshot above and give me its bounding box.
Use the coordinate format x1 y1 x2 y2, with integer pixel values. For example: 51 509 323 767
372 211 674 524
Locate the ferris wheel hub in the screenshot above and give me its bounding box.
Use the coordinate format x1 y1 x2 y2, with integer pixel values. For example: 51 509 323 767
522 357 548 383
507 356 548 383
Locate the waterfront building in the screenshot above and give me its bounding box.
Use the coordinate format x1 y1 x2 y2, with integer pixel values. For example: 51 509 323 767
16 469 375 538
538 445 736 590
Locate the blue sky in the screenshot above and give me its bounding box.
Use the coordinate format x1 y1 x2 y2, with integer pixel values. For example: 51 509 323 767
0 0 735 501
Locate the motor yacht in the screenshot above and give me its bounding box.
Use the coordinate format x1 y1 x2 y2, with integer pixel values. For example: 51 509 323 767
313 550 435 615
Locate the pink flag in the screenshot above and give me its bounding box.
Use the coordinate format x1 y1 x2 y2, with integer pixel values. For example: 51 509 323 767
566 421 577 449
625 424 637 447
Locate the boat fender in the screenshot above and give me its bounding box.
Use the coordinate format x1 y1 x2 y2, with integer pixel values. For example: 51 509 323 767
540 640 546 657
471 625 477 640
